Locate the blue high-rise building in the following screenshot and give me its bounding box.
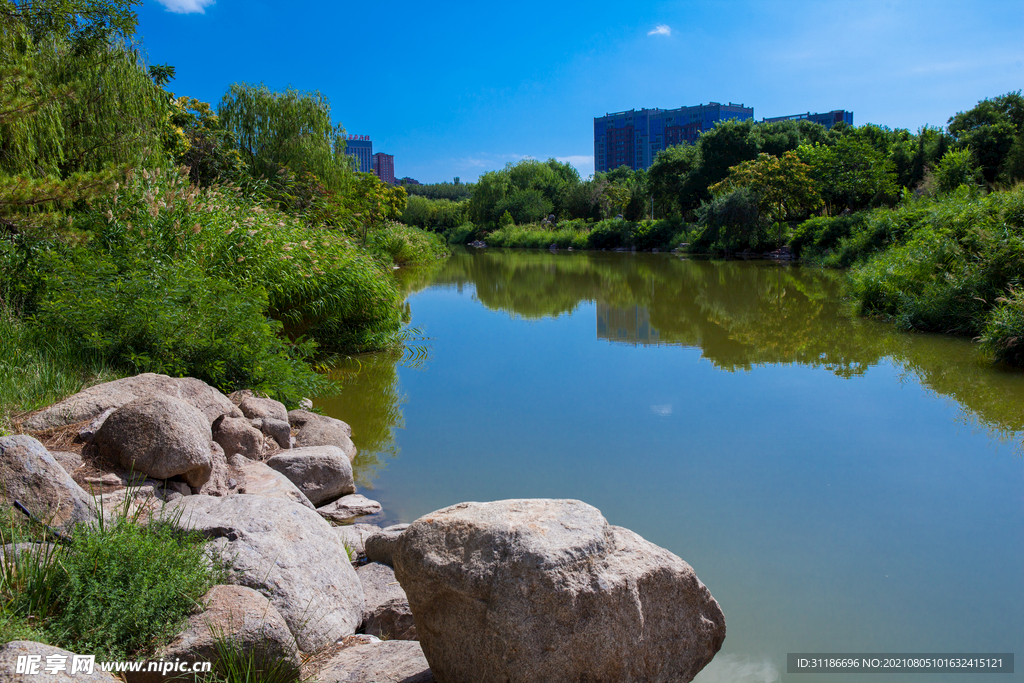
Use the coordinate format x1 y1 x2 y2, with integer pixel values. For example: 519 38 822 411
344 136 373 173
594 102 754 173
761 110 853 128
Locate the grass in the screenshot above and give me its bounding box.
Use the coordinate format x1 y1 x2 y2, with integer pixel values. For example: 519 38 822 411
208 627 300 683
0 499 220 660
467 217 687 251
0 308 123 435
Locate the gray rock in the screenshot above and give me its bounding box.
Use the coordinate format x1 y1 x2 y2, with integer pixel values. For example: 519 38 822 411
259 417 292 449
0 641 120 683
266 446 354 507
229 455 314 509
313 640 433 683
356 562 416 641
50 450 83 475
392 499 726 683
92 395 214 488
0 435 96 531
238 395 289 423
299 398 314 410
333 523 382 562
197 441 237 496
212 415 265 460
163 494 364 652
287 410 357 462
317 494 382 523
22 373 241 431
124 585 299 683
364 524 410 568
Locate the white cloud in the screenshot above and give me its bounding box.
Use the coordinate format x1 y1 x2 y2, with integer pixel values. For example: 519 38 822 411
556 154 595 177
650 404 672 416
693 654 780 683
155 0 215 14
648 24 671 36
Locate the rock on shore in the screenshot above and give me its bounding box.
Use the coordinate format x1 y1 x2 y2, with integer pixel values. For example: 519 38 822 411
393 499 725 683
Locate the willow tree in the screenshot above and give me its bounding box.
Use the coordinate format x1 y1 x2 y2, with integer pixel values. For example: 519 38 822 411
0 0 168 237
217 83 351 192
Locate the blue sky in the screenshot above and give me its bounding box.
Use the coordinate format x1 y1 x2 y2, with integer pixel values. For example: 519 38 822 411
137 0 1023 184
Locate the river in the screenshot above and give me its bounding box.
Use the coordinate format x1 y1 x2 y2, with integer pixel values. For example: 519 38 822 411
318 247 1023 683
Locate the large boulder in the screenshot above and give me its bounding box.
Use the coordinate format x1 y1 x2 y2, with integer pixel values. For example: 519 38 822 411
0 641 120 683
164 495 364 652
0 436 96 531
229 455 314 509
22 373 241 431
313 640 433 683
266 446 354 507
317 494 381 523
356 562 417 641
288 410 357 462
125 585 299 683
392 499 726 683
92 395 214 488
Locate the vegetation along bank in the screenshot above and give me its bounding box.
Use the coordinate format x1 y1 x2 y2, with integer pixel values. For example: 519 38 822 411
402 92 1024 367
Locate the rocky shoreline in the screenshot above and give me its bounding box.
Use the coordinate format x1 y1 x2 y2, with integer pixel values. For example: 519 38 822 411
2 373 725 683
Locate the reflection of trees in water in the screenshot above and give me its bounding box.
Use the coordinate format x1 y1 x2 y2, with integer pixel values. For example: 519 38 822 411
434 247 1024 440
318 352 406 488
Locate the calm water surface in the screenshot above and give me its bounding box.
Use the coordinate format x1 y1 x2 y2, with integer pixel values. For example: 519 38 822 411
319 248 1024 683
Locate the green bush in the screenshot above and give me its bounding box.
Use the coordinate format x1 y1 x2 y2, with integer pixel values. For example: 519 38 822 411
847 185 1024 352
31 252 331 406
980 288 1024 365
443 222 479 245
1 507 218 661
366 221 450 266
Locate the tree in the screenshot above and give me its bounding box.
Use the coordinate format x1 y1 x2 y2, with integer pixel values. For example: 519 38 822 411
0 1 167 237
798 137 897 213
217 83 350 192
710 151 822 245
947 91 1024 185
648 143 699 217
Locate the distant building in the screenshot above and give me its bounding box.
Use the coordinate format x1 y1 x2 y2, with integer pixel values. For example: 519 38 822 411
373 153 395 184
344 135 373 173
761 110 853 129
594 102 754 173
596 303 661 345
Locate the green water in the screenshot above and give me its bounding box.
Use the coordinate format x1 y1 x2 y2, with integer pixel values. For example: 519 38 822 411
318 248 1023 683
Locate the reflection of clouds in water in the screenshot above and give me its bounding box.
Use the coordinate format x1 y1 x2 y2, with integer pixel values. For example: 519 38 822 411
693 654 781 683
651 404 672 416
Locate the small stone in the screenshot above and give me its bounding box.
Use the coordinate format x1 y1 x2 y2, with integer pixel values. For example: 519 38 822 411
317 494 382 523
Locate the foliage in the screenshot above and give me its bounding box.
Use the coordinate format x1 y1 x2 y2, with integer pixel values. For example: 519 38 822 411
693 186 766 252
468 158 579 226
980 287 1024 366
217 83 350 192
933 148 983 194
0 9 169 237
797 136 898 212
403 180 472 201
400 194 467 232
848 185 1024 350
0 303 121 433
365 220 449 266
710 151 821 244
171 96 248 189
947 91 1024 185
1 505 218 661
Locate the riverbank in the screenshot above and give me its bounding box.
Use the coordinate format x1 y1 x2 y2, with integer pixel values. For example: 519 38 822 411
2 373 726 683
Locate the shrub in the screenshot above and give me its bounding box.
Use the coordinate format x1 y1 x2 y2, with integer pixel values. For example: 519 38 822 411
366 221 450 266
32 252 331 406
1 505 219 661
980 288 1024 365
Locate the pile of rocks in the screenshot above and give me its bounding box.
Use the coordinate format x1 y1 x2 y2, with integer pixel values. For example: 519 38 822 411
2 374 725 683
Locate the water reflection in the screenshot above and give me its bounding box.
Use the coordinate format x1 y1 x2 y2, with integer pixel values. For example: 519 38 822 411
416 248 1022 439
318 351 406 488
